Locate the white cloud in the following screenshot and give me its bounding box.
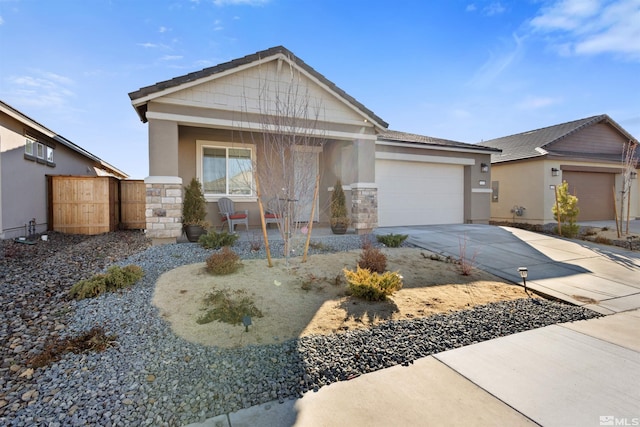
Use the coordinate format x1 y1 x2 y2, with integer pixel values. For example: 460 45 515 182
6 70 75 109
517 95 562 110
138 42 159 48
468 33 524 88
212 0 269 6
160 55 183 61
529 0 640 61
466 4 477 12
0 15 4 25
159 26 168 33
484 2 506 16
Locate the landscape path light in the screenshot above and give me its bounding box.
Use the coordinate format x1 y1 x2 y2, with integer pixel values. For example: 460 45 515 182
242 315 252 332
518 267 529 295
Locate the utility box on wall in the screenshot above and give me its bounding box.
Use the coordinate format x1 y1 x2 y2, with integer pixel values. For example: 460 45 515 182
49 175 120 235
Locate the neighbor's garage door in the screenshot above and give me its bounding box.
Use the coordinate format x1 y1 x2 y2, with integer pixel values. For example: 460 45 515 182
376 159 464 226
563 171 615 221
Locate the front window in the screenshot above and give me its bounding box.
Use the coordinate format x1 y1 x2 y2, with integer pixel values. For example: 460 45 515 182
200 142 253 197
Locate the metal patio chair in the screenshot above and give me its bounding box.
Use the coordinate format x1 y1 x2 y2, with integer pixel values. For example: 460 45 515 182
217 197 249 232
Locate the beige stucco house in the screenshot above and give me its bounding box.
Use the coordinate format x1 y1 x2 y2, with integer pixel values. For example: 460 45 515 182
129 46 499 241
0 100 127 239
482 115 639 224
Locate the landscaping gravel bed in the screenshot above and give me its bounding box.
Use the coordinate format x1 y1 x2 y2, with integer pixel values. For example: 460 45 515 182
1 231 601 426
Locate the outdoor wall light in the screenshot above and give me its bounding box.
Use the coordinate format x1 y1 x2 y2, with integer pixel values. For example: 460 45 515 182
480 163 489 173
631 172 637 180
551 168 560 177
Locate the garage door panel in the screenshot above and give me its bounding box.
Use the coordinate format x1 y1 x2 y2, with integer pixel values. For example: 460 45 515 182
563 171 615 221
376 160 464 226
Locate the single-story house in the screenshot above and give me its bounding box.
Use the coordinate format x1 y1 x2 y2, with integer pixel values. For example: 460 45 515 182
481 115 639 224
0 100 128 239
129 46 499 242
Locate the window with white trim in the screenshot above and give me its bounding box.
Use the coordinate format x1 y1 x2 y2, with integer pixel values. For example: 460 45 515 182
36 142 44 159
25 136 35 156
197 141 254 198
24 135 55 166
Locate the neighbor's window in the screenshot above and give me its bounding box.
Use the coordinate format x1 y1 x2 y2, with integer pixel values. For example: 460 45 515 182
36 142 45 159
25 136 35 156
46 146 55 165
201 144 253 196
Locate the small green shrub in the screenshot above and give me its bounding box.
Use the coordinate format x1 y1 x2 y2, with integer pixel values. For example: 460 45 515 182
553 223 580 238
205 247 242 275
309 241 330 251
69 265 144 300
376 233 408 248
197 287 263 325
552 181 580 237
357 246 387 274
343 266 403 301
198 230 239 249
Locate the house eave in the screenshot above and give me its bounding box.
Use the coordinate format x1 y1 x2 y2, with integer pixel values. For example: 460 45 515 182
145 111 378 141
376 139 501 155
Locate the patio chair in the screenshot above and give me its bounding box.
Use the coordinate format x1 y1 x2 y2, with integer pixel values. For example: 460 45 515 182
217 197 249 233
264 197 283 228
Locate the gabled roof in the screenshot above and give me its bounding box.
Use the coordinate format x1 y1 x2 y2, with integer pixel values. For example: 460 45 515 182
481 114 638 163
378 129 501 153
129 45 389 129
0 100 128 178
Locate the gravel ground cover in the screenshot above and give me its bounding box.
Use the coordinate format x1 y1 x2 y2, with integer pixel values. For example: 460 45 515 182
1 231 601 426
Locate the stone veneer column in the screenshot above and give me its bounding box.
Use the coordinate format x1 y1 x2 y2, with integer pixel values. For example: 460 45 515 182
350 183 378 235
144 176 183 243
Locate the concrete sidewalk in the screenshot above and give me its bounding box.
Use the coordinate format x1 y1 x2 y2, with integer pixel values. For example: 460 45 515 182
186 223 640 427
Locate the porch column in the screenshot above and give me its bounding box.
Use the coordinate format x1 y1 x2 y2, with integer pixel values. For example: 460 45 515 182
145 119 182 243
148 119 179 176
144 176 183 243
350 139 378 234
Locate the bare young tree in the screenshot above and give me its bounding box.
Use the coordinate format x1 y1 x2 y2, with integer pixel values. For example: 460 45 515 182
236 54 328 265
619 140 638 236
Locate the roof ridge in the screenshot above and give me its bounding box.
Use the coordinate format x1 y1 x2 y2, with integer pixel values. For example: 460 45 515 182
489 114 604 142
128 46 388 128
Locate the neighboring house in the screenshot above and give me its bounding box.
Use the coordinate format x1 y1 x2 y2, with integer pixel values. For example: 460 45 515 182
0 100 128 239
481 115 639 224
129 46 499 242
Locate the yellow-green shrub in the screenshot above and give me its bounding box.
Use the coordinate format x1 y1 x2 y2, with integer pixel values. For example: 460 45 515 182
343 266 403 301
69 265 144 300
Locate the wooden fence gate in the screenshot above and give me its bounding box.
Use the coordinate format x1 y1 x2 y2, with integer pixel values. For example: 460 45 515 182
48 176 146 235
120 180 146 230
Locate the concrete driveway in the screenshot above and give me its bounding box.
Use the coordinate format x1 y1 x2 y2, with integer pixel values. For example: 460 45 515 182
376 222 640 314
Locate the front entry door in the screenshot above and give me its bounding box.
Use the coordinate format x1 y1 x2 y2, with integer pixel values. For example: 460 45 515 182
293 147 320 223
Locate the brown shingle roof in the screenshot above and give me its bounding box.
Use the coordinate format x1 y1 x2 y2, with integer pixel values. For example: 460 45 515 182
481 114 638 163
129 46 388 128
378 129 501 153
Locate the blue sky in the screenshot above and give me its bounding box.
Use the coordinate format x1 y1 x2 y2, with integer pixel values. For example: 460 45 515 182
1 0 639 179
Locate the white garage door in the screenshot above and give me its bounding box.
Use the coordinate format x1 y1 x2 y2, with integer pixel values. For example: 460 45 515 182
376 159 464 226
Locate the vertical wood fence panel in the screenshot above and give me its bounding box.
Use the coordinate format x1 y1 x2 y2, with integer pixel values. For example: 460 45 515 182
51 176 120 235
120 180 146 230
